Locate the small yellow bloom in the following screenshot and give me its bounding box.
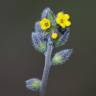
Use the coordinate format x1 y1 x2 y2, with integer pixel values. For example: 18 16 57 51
51 32 58 39
40 18 51 31
56 11 71 28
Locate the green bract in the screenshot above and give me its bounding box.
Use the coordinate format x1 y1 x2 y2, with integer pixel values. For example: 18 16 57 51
32 79 41 90
38 41 46 53
52 54 63 65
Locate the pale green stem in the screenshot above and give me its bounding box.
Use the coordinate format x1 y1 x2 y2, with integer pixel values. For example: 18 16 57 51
40 37 53 96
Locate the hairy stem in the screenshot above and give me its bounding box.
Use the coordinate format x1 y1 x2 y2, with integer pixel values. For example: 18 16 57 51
40 37 53 96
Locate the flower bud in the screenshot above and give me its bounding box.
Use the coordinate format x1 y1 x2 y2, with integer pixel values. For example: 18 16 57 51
25 78 41 92
52 49 73 65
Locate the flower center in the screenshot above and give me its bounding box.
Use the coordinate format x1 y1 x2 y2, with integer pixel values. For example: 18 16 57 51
45 22 49 27
60 19 64 23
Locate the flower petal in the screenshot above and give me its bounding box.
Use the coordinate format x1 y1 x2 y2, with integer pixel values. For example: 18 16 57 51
65 20 71 26
60 23 66 28
57 11 64 17
64 13 70 20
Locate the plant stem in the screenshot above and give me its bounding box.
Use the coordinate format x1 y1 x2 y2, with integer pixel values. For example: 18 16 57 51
40 37 53 96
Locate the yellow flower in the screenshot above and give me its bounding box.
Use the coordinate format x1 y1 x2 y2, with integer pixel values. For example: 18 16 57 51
51 32 58 39
56 11 71 28
40 18 51 31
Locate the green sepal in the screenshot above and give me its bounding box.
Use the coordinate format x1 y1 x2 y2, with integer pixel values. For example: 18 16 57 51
31 79 41 90
52 54 63 65
38 41 46 53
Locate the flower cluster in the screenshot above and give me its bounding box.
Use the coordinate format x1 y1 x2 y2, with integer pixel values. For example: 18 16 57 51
31 8 72 54
39 9 71 40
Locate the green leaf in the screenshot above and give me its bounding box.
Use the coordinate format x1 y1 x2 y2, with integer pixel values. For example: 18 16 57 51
48 11 54 22
47 10 56 26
